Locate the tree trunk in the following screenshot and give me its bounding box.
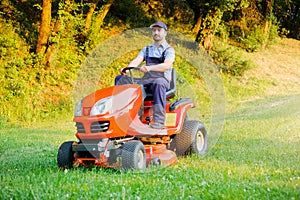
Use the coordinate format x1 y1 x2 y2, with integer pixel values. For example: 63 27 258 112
203 33 213 52
36 0 52 54
262 0 273 35
262 20 270 34
195 9 223 52
85 0 99 32
94 1 113 30
44 19 61 69
261 0 273 48
192 12 203 38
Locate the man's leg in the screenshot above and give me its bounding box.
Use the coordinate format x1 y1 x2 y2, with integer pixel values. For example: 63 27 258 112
151 78 169 125
115 75 132 85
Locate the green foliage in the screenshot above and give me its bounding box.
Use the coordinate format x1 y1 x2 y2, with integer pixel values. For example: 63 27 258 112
220 1 280 52
239 26 266 52
0 15 81 124
0 0 294 125
238 20 279 52
211 39 254 76
0 0 40 50
268 16 280 42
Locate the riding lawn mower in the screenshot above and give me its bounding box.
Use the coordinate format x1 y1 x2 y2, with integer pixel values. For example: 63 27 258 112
57 67 208 170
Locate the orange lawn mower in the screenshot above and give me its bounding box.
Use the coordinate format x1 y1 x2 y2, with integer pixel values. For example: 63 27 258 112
57 67 208 170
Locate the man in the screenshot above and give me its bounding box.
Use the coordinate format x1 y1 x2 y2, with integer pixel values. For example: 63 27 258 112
116 21 175 129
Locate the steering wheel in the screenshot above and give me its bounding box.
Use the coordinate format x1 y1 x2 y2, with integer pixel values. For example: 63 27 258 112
121 67 141 84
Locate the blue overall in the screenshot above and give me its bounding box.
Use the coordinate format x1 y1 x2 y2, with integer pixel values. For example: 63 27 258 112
140 46 171 125
116 46 173 125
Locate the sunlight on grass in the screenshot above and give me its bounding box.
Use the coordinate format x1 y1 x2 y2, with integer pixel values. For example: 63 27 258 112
1 94 299 199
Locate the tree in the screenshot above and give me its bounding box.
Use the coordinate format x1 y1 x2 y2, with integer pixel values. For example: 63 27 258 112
83 0 114 51
36 0 52 54
84 0 114 33
85 0 100 32
274 0 300 39
93 0 113 33
186 0 249 51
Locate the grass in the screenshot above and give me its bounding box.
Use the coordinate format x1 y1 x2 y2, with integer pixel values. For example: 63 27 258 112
1 38 300 199
0 93 299 199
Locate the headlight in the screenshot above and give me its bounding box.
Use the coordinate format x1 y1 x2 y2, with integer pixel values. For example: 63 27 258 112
74 99 83 116
90 97 113 116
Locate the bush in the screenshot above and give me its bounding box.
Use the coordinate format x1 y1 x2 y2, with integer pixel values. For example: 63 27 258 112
211 39 255 76
238 18 279 52
0 17 80 125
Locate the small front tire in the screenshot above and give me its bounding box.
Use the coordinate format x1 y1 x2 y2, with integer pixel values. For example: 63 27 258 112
121 140 146 170
57 141 75 169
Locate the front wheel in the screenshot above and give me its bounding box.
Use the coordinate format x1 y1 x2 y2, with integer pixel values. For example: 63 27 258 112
57 141 75 169
121 140 146 170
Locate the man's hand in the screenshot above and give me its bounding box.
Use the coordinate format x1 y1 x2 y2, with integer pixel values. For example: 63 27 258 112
120 68 127 75
140 65 150 73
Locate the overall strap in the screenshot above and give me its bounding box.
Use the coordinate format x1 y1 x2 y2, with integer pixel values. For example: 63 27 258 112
162 47 171 59
145 46 149 65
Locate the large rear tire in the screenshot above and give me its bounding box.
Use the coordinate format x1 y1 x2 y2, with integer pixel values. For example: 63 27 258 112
121 140 146 170
170 120 208 156
190 121 208 155
57 141 75 169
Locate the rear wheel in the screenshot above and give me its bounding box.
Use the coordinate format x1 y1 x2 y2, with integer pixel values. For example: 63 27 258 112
121 140 146 170
57 141 75 169
190 121 208 155
170 120 208 156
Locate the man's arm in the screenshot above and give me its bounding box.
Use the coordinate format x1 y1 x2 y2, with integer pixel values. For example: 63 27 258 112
140 58 173 72
140 46 175 73
128 55 144 67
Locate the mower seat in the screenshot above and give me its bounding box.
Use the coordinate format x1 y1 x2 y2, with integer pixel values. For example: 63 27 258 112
144 68 176 100
166 68 176 99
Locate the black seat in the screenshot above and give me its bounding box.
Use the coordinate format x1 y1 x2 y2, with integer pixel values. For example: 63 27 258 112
166 68 176 99
144 68 176 100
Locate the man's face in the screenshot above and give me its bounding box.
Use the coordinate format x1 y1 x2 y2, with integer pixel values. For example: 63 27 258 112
151 26 167 42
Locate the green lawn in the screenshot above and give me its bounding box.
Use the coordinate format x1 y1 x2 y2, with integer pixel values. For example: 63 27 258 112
1 93 299 199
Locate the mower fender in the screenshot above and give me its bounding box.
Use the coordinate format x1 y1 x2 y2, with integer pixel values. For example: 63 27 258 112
164 99 195 134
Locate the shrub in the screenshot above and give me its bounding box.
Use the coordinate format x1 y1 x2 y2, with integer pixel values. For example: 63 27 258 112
211 39 255 76
238 18 279 52
0 17 80 125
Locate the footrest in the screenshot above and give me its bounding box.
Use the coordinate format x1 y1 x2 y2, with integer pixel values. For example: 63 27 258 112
169 98 193 111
